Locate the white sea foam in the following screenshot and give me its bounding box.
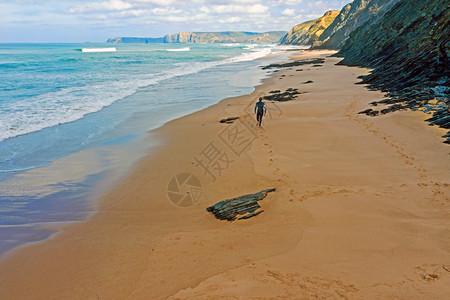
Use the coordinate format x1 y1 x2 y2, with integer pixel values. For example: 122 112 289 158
166 47 190 52
81 47 117 53
272 45 310 51
0 45 281 143
223 43 241 47
243 44 257 50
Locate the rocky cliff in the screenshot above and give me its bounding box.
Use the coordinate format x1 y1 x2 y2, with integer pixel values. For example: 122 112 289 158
107 37 165 43
312 0 400 49
108 31 286 44
279 10 340 45
337 0 449 143
163 31 286 44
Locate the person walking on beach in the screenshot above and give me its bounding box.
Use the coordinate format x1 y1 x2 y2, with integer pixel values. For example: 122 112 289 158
254 97 267 127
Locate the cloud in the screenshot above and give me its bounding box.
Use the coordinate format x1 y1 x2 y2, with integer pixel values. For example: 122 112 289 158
281 8 296 16
131 0 175 5
229 0 262 3
218 17 242 23
12 0 48 3
68 0 175 14
151 7 182 15
110 9 148 18
161 13 210 23
273 0 303 5
201 4 269 14
3 0 350 42
68 0 133 13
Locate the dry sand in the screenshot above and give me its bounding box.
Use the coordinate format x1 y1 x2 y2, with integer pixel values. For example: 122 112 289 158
0 50 449 299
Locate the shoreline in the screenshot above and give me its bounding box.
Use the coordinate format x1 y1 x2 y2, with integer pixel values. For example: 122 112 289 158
0 49 290 258
0 50 449 299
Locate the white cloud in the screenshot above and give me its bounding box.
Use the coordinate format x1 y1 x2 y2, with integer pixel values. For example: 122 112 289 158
151 7 182 15
204 4 269 14
218 17 242 23
162 13 210 23
199 6 210 13
281 8 296 16
13 0 48 3
307 1 326 10
274 0 303 5
68 0 133 13
82 14 109 20
110 9 148 18
131 0 175 5
4 0 351 42
68 0 175 14
229 0 261 3
108 7 180 18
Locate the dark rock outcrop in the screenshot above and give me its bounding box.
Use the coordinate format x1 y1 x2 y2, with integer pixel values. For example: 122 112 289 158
219 117 240 124
206 188 276 221
279 10 340 45
264 88 302 102
358 108 379 117
336 0 449 142
262 58 325 70
312 0 400 49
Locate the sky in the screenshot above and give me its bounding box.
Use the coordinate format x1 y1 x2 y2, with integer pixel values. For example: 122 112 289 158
0 0 350 43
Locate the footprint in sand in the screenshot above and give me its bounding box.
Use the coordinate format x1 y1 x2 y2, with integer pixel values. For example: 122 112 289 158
415 264 445 283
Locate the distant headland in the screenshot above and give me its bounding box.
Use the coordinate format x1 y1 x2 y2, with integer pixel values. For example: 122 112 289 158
107 31 286 44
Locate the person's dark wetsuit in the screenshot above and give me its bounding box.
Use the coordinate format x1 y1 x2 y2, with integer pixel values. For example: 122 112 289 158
254 99 266 126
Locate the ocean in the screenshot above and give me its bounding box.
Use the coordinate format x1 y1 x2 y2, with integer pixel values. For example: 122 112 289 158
0 43 302 256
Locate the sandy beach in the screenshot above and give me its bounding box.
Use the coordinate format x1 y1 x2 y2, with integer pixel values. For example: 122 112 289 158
0 50 449 299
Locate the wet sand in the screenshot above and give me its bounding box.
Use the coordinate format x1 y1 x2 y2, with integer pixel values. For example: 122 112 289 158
0 50 449 299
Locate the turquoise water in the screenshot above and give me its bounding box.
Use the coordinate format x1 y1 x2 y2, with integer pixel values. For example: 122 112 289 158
0 43 279 172
0 43 295 256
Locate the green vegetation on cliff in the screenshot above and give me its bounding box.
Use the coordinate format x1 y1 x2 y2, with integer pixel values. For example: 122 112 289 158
163 31 286 44
279 10 340 45
107 31 286 44
107 37 164 43
312 0 400 49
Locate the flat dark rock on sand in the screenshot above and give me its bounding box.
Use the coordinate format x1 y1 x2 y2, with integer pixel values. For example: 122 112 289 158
219 117 240 124
206 188 276 221
264 88 301 102
262 58 325 70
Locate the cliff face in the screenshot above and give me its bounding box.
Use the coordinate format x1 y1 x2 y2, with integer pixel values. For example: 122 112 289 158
107 37 165 43
164 32 201 43
337 0 449 143
279 10 340 45
163 31 286 44
108 32 286 44
312 0 400 49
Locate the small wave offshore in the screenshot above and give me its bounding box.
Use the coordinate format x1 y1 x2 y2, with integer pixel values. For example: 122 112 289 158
166 47 191 52
81 47 117 53
0 44 290 143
